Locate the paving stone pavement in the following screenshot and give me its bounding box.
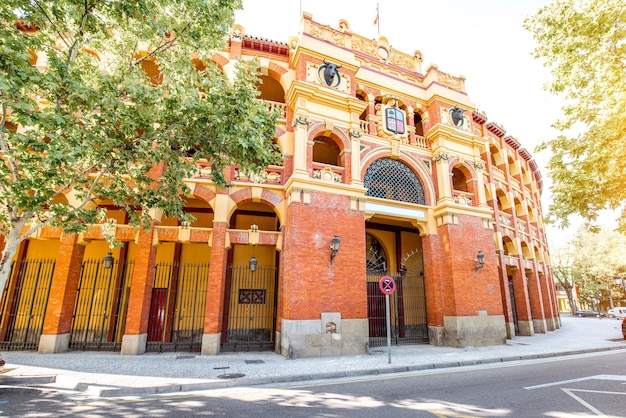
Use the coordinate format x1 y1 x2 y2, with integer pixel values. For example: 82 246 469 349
1 316 625 398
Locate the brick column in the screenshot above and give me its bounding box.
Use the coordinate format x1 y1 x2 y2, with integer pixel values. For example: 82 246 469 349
511 268 533 336
39 234 85 353
407 110 416 145
526 267 546 333
539 271 557 331
121 223 158 355
367 101 376 135
201 221 228 355
497 255 516 339
547 270 561 328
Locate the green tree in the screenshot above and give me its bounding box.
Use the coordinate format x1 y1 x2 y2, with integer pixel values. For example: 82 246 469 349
564 226 626 311
550 245 576 313
524 0 626 231
0 1 281 296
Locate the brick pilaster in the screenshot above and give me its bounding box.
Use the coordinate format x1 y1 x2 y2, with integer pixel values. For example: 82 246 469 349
38 234 84 352
41 234 84 334
203 221 228 335
526 267 546 324
511 269 531 322
123 224 158 336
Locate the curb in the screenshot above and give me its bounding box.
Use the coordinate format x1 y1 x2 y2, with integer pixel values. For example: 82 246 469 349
6 346 626 399
29 345 626 398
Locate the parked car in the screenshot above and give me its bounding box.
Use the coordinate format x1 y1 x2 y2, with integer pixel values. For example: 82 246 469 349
611 307 626 320
574 309 603 317
622 318 626 339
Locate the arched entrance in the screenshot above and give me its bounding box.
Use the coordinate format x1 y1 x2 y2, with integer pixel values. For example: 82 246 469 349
362 157 430 347
365 232 428 347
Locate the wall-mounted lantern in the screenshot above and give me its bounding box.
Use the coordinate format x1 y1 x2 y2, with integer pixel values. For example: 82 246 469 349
330 235 341 265
103 252 114 269
474 250 486 273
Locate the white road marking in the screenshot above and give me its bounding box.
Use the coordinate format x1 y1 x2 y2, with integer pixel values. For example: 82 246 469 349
561 388 606 416
525 374 626 390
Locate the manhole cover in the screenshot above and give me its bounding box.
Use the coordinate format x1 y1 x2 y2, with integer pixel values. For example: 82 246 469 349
217 373 245 379
244 360 265 364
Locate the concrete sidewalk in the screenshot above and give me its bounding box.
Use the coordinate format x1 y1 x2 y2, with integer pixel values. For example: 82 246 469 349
1 316 625 398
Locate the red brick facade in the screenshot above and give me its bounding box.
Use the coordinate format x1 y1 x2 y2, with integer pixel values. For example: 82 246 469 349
1 14 559 357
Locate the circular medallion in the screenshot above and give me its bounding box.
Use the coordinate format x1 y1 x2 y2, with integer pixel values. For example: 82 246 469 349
376 46 390 61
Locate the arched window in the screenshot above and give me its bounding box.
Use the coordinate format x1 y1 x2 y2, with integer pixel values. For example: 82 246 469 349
364 158 425 205
312 136 340 166
257 75 285 104
356 91 368 121
451 167 468 192
366 233 388 273
414 112 424 137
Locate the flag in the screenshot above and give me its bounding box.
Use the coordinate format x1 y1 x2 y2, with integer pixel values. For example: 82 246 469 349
373 4 379 25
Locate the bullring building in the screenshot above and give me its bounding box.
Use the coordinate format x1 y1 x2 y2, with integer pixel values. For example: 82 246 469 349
0 13 559 358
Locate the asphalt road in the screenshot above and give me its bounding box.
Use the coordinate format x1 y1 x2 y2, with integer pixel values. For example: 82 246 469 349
2 350 625 417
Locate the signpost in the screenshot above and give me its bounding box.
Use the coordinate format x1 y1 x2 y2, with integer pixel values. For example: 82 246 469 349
378 275 397 364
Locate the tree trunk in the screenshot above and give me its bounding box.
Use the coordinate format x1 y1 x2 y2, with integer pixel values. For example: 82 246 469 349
0 220 28 302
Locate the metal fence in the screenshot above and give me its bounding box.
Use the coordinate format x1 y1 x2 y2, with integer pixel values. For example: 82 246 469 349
146 262 209 352
367 272 428 347
69 259 134 351
221 265 278 352
0 259 55 351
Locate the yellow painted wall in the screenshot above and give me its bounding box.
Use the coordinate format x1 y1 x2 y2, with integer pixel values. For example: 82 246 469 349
25 239 60 259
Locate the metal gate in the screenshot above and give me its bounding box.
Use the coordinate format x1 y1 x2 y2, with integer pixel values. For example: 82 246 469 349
509 278 520 335
222 265 278 352
0 259 55 350
367 271 428 347
146 262 208 352
69 259 133 351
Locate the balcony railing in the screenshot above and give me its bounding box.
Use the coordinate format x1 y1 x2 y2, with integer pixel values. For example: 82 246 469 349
232 165 284 185
414 135 429 150
359 119 369 133
312 162 344 183
499 212 513 227
452 190 473 206
262 100 287 120
492 166 506 183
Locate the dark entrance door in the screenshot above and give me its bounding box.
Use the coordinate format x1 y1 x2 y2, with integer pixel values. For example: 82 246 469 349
148 288 168 342
509 278 520 335
367 282 386 337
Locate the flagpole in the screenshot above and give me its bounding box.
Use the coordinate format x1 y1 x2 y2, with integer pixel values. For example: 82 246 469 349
377 3 380 36
374 2 380 36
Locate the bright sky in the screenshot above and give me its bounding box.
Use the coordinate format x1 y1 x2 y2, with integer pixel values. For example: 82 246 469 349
235 0 575 244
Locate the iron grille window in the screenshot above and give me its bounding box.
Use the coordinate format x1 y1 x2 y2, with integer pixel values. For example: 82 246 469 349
238 289 266 304
364 158 426 205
